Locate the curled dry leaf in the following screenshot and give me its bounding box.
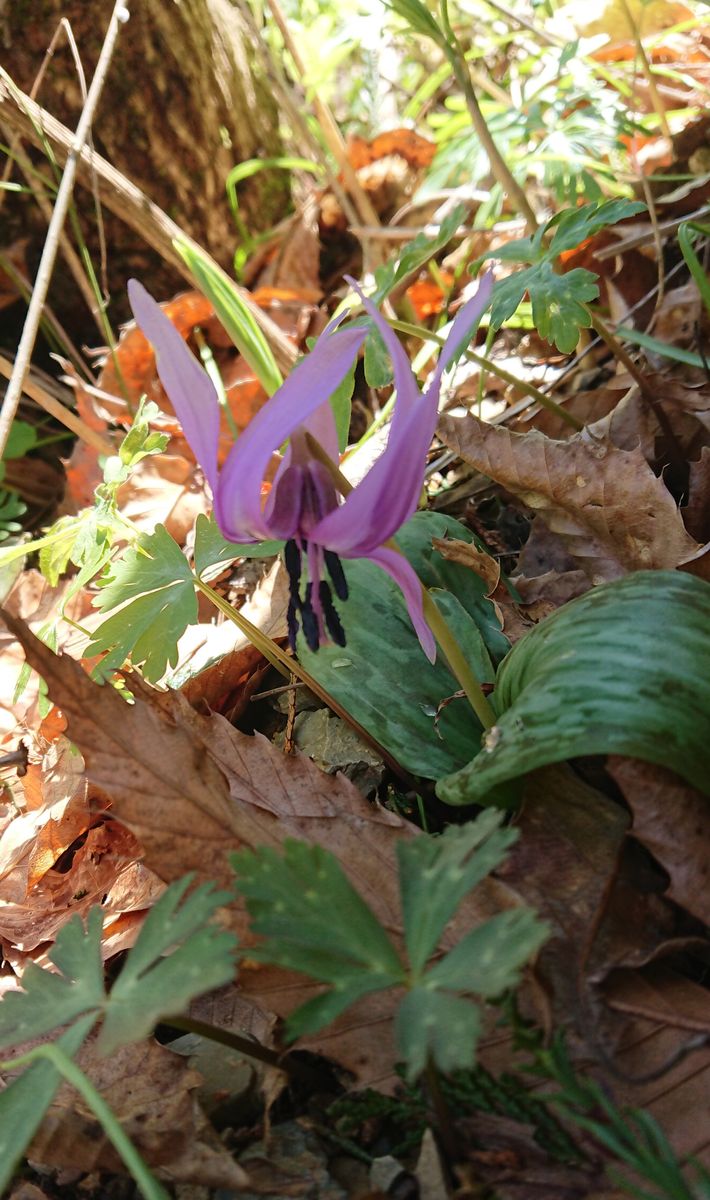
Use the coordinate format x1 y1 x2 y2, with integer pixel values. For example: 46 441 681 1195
607 756 710 925
4 614 526 1088
431 535 501 593
685 446 710 542
438 412 702 582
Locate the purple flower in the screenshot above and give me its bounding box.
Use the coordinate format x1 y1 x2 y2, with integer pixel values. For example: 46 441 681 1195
128 274 493 661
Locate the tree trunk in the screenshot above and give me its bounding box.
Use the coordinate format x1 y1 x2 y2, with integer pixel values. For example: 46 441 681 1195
0 0 287 341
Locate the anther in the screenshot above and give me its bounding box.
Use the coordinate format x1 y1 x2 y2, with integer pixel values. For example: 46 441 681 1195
286 598 299 652
284 539 302 590
319 581 346 647
324 550 348 601
300 583 320 652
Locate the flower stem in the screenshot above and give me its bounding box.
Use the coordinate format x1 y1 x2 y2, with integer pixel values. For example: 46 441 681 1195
420 589 495 730
389 319 584 432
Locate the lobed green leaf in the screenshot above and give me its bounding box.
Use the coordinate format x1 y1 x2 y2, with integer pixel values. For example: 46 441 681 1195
395 989 481 1081
398 811 517 976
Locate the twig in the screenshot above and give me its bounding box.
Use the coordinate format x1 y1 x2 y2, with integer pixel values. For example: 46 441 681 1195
0 353 114 455
0 1 129 460
588 310 686 471
595 205 710 259
439 1 538 234
0 74 299 377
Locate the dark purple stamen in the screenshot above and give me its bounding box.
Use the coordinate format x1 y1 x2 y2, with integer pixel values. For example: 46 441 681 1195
324 549 348 601
283 539 347 653
284 538 302 590
300 583 320 651
319 581 346 646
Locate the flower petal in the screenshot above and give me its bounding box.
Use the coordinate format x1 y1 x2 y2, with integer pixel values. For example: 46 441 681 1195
345 277 420 437
215 324 366 540
424 271 494 399
366 545 436 662
311 395 435 554
311 273 494 556
128 280 220 492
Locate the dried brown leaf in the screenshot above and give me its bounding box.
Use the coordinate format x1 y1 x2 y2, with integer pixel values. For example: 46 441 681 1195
27 1036 248 1189
4 615 524 1086
431 535 500 593
607 756 710 924
438 412 701 582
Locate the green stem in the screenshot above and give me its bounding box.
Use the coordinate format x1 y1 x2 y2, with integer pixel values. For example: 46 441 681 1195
194 573 415 782
439 0 537 234
2 1044 169 1200
424 1055 459 1164
421 589 495 730
162 1014 325 1088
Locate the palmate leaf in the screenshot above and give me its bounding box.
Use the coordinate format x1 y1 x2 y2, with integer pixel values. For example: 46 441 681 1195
0 877 236 1055
0 879 235 1193
88 524 197 682
98 875 237 1054
425 908 549 995
483 199 646 353
438 571 710 806
491 262 599 354
398 812 518 977
88 518 283 681
395 989 482 1081
231 841 405 1036
0 911 105 1049
547 198 646 256
232 820 546 1079
372 203 466 305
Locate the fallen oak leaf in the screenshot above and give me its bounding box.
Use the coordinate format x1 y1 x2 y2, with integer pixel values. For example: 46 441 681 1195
3 613 528 1088
438 412 702 582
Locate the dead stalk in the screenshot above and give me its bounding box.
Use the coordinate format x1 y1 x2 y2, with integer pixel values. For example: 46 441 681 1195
0 1 129 460
0 354 114 456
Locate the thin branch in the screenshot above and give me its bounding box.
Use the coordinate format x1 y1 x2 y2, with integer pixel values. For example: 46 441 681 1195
0 121 105 338
0 1 129 459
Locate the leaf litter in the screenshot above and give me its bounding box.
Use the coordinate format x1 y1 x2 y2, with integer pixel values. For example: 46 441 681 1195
3 12 710 1193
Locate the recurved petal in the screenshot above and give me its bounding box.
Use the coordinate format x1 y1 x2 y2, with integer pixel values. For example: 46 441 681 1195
311 395 435 555
345 278 420 438
128 280 220 492
215 324 366 540
367 545 436 662
424 271 494 399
